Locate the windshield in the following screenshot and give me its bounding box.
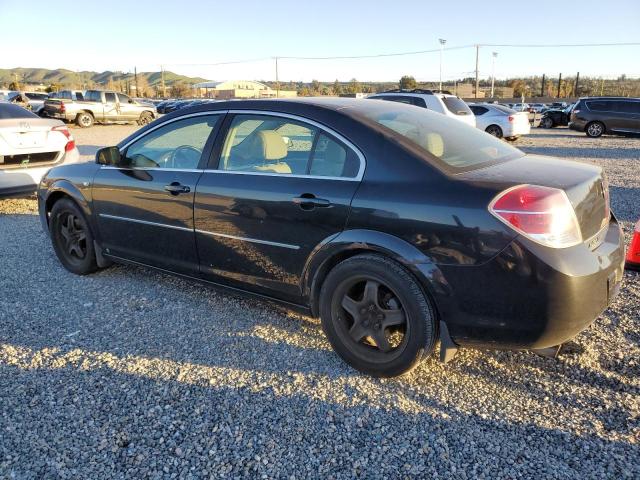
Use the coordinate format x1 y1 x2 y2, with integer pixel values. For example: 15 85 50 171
351 101 523 173
442 96 473 116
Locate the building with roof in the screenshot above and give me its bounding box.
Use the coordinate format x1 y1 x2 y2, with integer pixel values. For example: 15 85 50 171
194 80 297 99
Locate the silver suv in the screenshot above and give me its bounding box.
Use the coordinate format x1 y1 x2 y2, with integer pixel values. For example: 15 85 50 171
368 89 476 127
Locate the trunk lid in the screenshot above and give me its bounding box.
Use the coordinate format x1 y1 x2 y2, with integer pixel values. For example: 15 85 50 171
0 118 62 150
459 154 609 242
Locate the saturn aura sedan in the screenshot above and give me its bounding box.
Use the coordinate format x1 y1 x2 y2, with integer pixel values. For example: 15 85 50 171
1 103 79 197
37 98 625 377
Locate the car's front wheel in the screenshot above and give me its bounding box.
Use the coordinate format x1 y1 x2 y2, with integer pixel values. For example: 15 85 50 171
319 254 436 377
586 121 605 138
540 117 553 128
49 198 98 275
138 111 153 126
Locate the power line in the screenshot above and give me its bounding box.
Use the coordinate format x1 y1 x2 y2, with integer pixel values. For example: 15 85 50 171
481 42 640 48
278 45 474 60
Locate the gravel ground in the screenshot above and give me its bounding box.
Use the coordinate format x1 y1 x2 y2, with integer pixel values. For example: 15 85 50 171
1 127 639 479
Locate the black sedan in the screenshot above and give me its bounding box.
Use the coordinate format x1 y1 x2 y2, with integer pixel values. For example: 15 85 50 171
38 98 625 377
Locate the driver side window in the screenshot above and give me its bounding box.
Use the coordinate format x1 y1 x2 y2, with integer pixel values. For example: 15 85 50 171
123 115 220 170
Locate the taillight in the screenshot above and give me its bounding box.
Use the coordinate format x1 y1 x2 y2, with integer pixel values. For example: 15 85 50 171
59 102 66 113
489 184 582 248
507 115 514 122
51 125 75 152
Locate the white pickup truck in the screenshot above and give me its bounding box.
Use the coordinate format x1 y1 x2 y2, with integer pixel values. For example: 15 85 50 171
43 90 157 128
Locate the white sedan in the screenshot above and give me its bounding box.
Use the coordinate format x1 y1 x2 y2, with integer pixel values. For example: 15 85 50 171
1 103 80 197
468 103 531 141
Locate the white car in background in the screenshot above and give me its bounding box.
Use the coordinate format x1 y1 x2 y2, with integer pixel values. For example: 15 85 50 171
367 89 476 127
468 103 531 141
0 103 80 197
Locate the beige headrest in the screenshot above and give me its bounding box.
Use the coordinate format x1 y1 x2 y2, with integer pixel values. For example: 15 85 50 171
251 130 287 160
425 133 444 158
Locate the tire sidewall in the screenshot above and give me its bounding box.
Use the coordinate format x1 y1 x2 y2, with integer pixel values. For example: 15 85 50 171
319 255 435 377
49 198 97 275
586 121 604 137
486 125 503 138
76 112 93 128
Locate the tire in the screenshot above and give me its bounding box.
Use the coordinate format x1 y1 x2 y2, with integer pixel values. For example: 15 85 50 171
49 198 98 275
75 112 94 128
586 121 605 138
319 254 437 377
137 111 153 126
485 125 503 138
540 117 553 129
505 136 519 142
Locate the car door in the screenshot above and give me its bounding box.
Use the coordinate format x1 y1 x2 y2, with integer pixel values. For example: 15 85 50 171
103 92 119 121
193 111 364 302
613 100 640 133
117 93 137 121
469 106 488 129
92 112 223 274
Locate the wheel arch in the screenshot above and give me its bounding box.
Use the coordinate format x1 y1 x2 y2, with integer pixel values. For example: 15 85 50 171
303 229 451 319
43 181 91 227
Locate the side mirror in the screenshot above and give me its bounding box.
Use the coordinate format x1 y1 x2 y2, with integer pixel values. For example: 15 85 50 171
96 146 121 166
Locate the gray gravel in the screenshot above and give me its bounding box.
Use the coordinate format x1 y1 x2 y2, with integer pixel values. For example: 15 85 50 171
1 127 639 479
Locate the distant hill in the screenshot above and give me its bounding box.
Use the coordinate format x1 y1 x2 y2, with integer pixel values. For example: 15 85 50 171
0 67 207 91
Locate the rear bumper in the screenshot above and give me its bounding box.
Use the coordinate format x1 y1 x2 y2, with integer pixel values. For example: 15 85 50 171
569 119 587 132
436 215 625 349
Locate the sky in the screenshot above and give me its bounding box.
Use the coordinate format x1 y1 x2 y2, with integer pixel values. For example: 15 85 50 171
1 0 639 83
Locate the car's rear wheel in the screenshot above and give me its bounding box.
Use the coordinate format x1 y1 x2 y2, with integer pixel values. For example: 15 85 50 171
319 254 436 377
586 121 605 138
138 111 153 126
485 125 503 138
76 112 94 128
49 198 98 275
540 117 553 128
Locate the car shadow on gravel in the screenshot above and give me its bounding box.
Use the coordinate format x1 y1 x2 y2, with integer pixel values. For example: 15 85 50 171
1 356 637 478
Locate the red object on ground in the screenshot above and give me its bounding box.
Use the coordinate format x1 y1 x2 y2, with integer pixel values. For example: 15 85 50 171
625 219 640 271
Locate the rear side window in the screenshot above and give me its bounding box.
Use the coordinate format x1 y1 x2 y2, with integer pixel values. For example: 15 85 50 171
587 100 612 112
85 91 101 102
469 106 488 116
0 103 38 119
353 101 523 173
442 96 472 116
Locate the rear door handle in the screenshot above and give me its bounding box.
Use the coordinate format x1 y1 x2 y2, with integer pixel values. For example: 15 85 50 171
164 182 191 195
292 194 331 210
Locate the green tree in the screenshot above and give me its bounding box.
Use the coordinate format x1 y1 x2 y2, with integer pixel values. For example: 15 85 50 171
310 79 321 93
399 75 417 90
332 79 342 95
347 78 361 94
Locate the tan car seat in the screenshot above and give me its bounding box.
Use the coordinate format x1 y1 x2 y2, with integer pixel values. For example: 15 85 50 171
250 130 292 174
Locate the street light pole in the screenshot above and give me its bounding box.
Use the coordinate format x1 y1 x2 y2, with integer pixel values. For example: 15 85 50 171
491 52 498 99
438 39 446 91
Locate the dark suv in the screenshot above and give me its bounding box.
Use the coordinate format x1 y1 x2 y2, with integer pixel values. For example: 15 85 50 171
570 97 640 137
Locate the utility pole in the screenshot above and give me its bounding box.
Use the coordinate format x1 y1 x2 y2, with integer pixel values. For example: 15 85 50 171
275 57 280 98
134 66 138 97
439 39 446 91
557 73 562 98
161 65 166 98
574 72 580 98
600 78 605 96
490 52 497 98
541 74 546 97
474 45 480 99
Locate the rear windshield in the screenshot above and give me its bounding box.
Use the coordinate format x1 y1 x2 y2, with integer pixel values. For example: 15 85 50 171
442 96 473 116
0 103 39 119
492 104 516 114
352 101 523 173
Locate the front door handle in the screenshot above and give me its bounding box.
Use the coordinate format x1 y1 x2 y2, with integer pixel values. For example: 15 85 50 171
164 182 191 195
292 194 331 210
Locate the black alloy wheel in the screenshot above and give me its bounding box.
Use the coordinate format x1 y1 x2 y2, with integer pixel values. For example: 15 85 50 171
485 125 503 138
319 254 436 377
49 198 98 275
540 117 553 128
